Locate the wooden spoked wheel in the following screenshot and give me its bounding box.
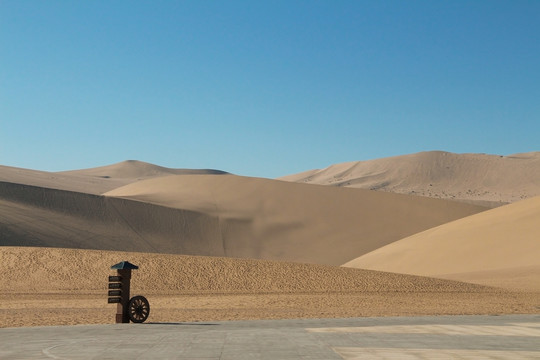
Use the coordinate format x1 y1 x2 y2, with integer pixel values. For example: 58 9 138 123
128 295 150 323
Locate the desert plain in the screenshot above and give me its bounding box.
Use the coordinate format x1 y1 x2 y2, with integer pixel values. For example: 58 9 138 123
1 151 539 328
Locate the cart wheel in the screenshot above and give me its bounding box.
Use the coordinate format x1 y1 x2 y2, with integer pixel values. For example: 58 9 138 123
128 295 150 323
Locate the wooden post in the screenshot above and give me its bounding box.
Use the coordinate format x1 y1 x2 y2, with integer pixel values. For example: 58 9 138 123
108 261 139 324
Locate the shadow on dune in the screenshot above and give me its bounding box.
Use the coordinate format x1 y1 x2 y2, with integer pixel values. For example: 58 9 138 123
0 181 225 256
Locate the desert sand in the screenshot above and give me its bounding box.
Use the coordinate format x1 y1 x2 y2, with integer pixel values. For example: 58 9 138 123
344 196 540 291
1 152 539 328
279 151 540 206
1 247 538 328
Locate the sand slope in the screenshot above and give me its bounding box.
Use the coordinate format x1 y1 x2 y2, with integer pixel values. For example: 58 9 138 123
280 151 540 206
1 247 489 294
3 246 538 328
5 246 538 328
344 196 540 291
104 174 487 265
0 182 223 254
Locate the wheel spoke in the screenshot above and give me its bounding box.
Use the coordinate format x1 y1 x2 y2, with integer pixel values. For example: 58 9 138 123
128 296 150 323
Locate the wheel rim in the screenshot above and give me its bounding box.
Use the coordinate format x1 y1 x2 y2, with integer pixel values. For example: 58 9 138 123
128 296 150 323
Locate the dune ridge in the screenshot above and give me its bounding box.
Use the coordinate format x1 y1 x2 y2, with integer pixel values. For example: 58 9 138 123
0 165 126 194
279 151 540 206
0 161 228 195
60 160 228 180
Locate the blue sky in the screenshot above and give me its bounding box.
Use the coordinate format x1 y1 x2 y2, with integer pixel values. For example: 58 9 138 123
1 1 539 178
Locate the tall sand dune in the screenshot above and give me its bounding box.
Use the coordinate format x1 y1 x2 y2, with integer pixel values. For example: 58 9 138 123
3 246 538 328
104 174 487 265
343 196 540 291
279 151 540 206
0 174 485 265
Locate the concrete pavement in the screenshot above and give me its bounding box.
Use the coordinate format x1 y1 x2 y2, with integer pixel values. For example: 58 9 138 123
1 314 539 359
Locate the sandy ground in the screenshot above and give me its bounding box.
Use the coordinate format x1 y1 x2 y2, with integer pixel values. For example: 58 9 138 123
3 291 538 328
2 246 538 328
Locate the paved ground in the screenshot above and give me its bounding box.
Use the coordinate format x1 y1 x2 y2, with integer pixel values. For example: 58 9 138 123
1 314 539 359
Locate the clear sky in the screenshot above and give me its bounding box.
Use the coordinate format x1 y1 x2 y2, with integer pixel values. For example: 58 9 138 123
1 1 539 178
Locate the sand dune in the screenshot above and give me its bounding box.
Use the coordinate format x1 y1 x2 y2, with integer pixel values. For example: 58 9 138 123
104 174 486 265
3 246 538 328
343 196 540 291
0 175 485 265
1 156 538 328
279 151 540 206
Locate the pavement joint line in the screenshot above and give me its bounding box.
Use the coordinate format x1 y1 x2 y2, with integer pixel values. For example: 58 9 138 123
306 324 540 337
333 347 540 360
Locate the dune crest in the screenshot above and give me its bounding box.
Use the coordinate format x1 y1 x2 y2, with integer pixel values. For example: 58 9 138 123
0 165 126 194
0 161 228 195
61 160 228 180
279 151 540 206
343 196 540 291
